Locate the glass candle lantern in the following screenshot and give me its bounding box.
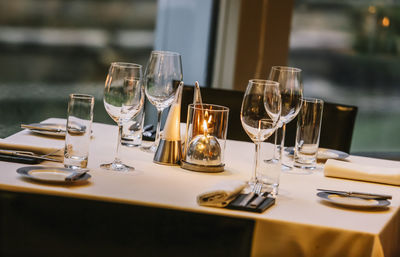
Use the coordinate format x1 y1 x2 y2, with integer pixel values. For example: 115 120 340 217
181 104 229 172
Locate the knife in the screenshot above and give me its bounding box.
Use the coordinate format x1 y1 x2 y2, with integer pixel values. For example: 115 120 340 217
0 149 62 163
0 153 40 164
317 188 392 200
21 124 64 133
21 124 85 135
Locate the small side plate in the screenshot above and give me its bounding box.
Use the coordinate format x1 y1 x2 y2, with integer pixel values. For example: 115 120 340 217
317 192 390 209
17 166 91 184
285 147 349 160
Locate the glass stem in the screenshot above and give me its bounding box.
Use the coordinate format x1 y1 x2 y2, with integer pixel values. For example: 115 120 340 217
115 123 123 164
272 130 278 159
155 109 163 145
280 123 286 163
253 141 261 183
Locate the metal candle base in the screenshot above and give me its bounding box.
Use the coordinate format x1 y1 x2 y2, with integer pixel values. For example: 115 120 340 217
153 139 182 166
181 160 225 173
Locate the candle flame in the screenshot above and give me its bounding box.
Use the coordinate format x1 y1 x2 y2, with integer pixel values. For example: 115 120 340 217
203 119 208 133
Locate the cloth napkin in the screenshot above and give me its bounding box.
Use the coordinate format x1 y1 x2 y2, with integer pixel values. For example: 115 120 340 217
197 180 247 207
0 140 63 156
324 159 400 186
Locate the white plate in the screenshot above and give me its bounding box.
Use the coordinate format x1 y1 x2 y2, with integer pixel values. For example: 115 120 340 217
317 192 390 209
285 147 349 160
17 166 91 184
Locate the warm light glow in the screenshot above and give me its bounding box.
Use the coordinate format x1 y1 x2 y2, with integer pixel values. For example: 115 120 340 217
368 6 376 14
203 119 208 135
382 16 390 27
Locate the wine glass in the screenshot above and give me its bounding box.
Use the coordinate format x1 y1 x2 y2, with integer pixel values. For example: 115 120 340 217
268 66 303 168
240 79 281 187
102 62 144 171
142 51 183 152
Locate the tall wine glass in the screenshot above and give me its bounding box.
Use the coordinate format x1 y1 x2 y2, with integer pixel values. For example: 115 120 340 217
268 66 303 167
240 79 281 187
142 51 183 152
102 62 144 171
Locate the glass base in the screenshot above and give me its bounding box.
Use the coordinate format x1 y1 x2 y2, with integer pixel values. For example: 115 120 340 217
121 141 141 148
281 162 293 171
262 183 279 197
292 162 316 174
284 163 313 175
140 143 157 153
264 159 292 170
100 161 134 172
264 158 279 164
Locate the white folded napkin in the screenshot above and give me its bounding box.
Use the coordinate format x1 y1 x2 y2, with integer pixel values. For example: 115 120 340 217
0 140 63 156
197 180 247 207
324 159 400 186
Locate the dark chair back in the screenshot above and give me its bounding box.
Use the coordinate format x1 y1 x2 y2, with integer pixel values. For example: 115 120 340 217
181 85 358 153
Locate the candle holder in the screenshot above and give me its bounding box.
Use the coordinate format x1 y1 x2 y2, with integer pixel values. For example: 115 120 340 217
181 104 229 172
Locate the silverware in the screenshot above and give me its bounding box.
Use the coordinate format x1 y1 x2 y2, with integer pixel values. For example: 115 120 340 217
317 188 392 200
249 191 272 208
65 169 89 182
21 124 64 133
239 183 262 207
21 123 85 135
0 149 62 163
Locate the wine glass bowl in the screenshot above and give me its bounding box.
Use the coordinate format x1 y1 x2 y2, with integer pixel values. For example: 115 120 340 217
143 51 183 152
104 78 143 123
101 62 144 171
269 66 303 125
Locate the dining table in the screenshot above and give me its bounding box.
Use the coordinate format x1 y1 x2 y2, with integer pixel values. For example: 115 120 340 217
0 118 399 257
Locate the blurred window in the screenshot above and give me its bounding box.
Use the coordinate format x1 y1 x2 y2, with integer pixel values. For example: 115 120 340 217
289 1 400 152
0 0 157 137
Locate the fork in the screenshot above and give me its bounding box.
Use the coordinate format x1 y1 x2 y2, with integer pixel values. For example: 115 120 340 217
239 182 262 207
254 182 262 195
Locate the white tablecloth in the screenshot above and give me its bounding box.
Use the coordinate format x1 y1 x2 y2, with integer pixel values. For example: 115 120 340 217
1 118 399 257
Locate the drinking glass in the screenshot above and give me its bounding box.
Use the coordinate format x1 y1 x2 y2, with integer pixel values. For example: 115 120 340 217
64 94 94 170
294 98 324 169
240 79 281 187
142 51 183 153
101 62 144 171
268 66 303 168
121 106 145 147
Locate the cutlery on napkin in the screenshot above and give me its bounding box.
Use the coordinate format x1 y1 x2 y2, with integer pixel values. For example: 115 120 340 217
197 180 247 207
324 159 400 186
0 149 62 163
0 140 63 163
